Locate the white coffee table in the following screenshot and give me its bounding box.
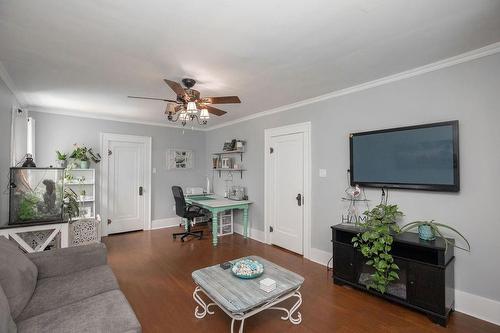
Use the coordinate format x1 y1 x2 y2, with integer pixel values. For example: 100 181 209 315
192 256 304 333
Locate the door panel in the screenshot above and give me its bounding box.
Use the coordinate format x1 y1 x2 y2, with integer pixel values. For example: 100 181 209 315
334 244 355 282
107 141 145 234
408 261 445 314
270 132 304 254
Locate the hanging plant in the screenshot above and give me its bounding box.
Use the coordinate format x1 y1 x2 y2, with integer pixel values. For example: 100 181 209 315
352 204 403 294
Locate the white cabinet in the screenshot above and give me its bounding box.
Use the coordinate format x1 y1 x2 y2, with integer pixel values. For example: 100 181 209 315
217 210 233 236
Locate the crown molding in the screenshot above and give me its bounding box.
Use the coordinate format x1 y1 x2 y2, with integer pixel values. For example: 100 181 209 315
28 106 206 131
206 41 500 131
0 61 27 106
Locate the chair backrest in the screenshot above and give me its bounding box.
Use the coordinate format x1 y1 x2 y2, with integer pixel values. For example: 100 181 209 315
172 186 186 217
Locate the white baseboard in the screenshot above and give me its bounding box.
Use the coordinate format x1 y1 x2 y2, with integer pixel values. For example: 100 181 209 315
308 248 332 268
455 290 500 326
151 217 180 230
233 223 266 243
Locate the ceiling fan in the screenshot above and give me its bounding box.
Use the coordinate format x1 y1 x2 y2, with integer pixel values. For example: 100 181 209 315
128 78 241 126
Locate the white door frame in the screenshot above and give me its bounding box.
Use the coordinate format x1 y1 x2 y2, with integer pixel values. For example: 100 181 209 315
264 122 311 259
100 133 152 236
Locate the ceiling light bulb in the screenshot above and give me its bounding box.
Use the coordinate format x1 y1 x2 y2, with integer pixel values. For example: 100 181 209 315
200 108 210 120
186 101 197 114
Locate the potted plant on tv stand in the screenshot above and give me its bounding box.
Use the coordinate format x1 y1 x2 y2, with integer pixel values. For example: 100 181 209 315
351 204 403 294
400 220 470 252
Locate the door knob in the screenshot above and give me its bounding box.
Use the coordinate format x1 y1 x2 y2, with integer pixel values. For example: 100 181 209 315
296 193 302 206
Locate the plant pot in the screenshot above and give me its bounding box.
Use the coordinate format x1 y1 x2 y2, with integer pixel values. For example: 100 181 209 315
80 160 90 169
56 160 67 168
418 224 436 241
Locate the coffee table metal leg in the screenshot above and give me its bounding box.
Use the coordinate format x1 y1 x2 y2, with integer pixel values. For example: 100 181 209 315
193 287 216 319
269 291 302 324
231 318 245 333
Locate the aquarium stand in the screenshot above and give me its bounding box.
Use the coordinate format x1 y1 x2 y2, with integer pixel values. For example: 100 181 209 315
0 221 68 253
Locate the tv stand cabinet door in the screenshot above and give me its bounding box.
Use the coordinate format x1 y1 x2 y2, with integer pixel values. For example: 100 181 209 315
334 243 356 282
408 261 445 315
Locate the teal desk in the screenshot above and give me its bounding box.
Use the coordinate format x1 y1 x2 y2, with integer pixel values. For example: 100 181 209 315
185 195 252 246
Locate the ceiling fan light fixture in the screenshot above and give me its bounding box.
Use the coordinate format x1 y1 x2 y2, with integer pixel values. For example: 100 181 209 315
200 108 210 120
179 110 188 121
186 101 198 114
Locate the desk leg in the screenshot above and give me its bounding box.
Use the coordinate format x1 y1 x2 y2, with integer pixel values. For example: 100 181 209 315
243 207 248 238
212 211 218 246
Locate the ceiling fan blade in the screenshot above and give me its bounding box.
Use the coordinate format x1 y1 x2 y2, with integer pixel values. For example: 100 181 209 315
128 96 178 103
163 79 188 100
205 105 227 116
201 96 241 104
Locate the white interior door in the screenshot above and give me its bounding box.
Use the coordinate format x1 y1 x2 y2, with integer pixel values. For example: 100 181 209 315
269 132 304 254
104 136 148 234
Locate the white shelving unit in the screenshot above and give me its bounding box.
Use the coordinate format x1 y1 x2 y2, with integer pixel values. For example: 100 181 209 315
217 209 233 236
64 169 96 220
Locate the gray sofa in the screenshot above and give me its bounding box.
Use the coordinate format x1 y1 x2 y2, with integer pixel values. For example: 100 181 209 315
0 236 141 333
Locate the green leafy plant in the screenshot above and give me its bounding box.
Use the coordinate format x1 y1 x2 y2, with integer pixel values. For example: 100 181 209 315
63 187 79 221
352 204 403 294
18 194 40 221
70 144 101 163
400 220 470 252
56 151 67 161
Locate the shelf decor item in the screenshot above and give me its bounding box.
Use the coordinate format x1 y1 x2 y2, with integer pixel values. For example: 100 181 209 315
70 144 101 169
167 149 193 169
400 220 470 252
231 258 264 279
56 151 68 168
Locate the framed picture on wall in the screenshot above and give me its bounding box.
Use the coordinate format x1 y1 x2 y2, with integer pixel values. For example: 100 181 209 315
167 149 193 169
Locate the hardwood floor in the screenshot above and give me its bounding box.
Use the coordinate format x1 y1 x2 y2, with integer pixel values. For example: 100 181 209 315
103 227 500 333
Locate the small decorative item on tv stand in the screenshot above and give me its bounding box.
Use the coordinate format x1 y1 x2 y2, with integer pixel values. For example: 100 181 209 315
222 141 234 151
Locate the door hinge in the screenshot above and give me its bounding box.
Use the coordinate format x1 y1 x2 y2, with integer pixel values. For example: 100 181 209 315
108 149 112 156
269 147 274 154
107 218 112 225
269 226 274 232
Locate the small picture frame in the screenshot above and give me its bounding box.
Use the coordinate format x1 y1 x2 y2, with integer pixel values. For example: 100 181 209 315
167 149 193 169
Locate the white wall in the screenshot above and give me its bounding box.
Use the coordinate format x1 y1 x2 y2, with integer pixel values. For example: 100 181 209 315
30 111 207 224
205 52 500 318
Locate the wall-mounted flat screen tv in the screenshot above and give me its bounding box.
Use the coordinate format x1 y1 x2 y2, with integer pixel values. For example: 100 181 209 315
350 121 459 192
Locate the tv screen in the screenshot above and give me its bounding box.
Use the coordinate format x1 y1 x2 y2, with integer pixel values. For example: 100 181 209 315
350 121 459 192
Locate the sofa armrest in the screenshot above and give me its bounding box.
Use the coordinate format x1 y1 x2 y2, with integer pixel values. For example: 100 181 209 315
27 243 107 279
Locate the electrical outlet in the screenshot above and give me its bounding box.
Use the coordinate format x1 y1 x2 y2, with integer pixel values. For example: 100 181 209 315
152 168 157 174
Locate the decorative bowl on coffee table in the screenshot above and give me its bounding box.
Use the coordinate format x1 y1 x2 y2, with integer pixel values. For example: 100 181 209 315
231 258 264 279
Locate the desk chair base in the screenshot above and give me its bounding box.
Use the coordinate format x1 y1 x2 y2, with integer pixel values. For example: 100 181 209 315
173 222 203 242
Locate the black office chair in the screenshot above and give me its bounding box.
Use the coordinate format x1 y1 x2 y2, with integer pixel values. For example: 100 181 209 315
172 186 204 241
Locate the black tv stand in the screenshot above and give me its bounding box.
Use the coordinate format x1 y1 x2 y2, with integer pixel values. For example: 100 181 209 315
331 224 455 327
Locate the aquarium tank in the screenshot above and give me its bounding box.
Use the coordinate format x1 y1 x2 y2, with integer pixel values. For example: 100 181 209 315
9 167 65 225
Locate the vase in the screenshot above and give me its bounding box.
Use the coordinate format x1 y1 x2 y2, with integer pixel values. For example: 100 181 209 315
80 160 90 169
56 160 67 168
418 224 436 241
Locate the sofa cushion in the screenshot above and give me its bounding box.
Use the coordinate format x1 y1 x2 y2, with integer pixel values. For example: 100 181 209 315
17 290 141 333
0 283 17 333
0 236 38 320
18 264 119 321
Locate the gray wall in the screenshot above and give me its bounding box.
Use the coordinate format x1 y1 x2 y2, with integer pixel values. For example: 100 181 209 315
0 79 16 226
30 112 207 222
205 53 500 302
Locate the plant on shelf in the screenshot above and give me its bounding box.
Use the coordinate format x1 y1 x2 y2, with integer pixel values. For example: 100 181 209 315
400 220 470 252
56 151 68 168
63 187 79 221
352 204 403 294
70 144 101 169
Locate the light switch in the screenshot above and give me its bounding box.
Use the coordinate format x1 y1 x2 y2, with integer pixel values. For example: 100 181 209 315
152 168 157 174
319 169 327 178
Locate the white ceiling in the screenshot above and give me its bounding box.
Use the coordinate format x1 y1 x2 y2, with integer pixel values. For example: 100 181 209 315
1 0 500 127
